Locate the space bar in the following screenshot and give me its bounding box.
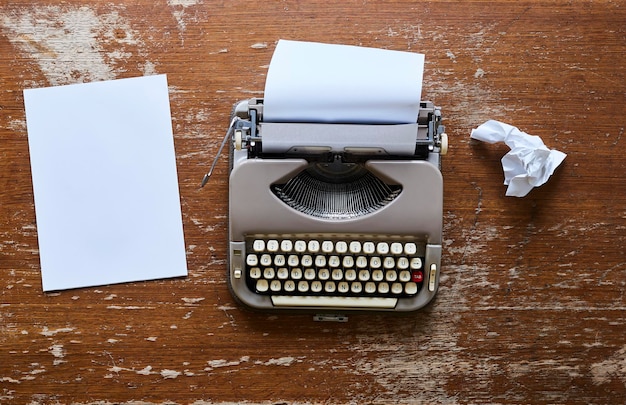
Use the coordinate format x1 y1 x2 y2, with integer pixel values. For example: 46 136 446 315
271 295 398 309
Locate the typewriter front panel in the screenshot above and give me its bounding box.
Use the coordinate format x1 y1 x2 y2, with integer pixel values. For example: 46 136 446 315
228 157 443 312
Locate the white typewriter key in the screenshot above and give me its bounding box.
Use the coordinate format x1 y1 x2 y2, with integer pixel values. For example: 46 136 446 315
385 271 398 282
298 281 309 292
391 282 403 294
318 268 330 280
383 257 396 269
322 240 334 253
294 240 307 253
345 269 357 281
291 268 303 280
399 270 411 282
405 282 418 295
331 269 343 280
280 240 293 252
377 242 389 255
370 257 382 269
342 256 354 268
390 242 403 255
349 241 362 254
274 255 286 267
336 241 348 254
263 268 275 279
249 267 261 279
363 242 376 254
351 282 362 294
301 255 313 267
315 255 327 267
277 268 289 279
304 268 316 280
311 281 323 293
365 282 377 293
328 256 341 268
267 240 279 252
410 257 423 269
378 282 390 294
358 270 371 281
256 279 269 292
287 255 299 267
284 280 296 292
270 280 282 292
404 243 417 255
372 270 384 282
355 256 368 268
325 281 336 293
397 257 410 270
246 254 258 266
308 240 320 253
252 240 265 252
260 254 272 267
338 282 350 293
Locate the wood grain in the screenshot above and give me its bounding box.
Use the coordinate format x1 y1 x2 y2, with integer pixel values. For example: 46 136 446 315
1 0 624 403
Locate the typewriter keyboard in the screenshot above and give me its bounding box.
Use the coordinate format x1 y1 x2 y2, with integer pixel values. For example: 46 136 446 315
243 237 426 307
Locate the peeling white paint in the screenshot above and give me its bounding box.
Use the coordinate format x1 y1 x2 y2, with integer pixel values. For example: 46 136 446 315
205 356 249 371
49 344 66 366
167 0 203 32
590 344 626 385
160 369 181 379
182 297 206 305
262 356 296 366
0 5 147 86
136 365 153 375
106 305 155 310
141 60 158 76
108 365 123 373
6 119 26 132
40 326 75 336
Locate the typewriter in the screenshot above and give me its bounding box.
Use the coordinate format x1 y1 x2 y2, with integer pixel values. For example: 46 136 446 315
218 97 448 313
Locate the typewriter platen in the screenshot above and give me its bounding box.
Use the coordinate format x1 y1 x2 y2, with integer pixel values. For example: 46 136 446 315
225 98 447 312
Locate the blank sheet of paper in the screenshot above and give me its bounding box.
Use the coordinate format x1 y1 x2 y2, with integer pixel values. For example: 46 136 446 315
263 40 425 124
24 74 188 291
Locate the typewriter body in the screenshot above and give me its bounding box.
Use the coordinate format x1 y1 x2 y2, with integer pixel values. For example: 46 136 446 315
227 98 447 312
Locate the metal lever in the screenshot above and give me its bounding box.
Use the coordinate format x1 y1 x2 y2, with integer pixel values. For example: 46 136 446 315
200 117 239 187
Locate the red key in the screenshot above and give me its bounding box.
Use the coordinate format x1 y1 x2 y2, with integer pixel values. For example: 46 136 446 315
412 271 424 283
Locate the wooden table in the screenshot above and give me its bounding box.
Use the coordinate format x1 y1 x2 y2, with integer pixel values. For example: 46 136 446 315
1 1 624 403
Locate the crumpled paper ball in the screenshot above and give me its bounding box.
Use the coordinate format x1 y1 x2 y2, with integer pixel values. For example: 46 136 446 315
470 120 567 197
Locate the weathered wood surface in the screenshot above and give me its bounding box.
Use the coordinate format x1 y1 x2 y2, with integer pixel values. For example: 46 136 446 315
1 1 624 403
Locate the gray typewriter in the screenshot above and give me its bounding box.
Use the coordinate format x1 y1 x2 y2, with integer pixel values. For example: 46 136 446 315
218 97 447 312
